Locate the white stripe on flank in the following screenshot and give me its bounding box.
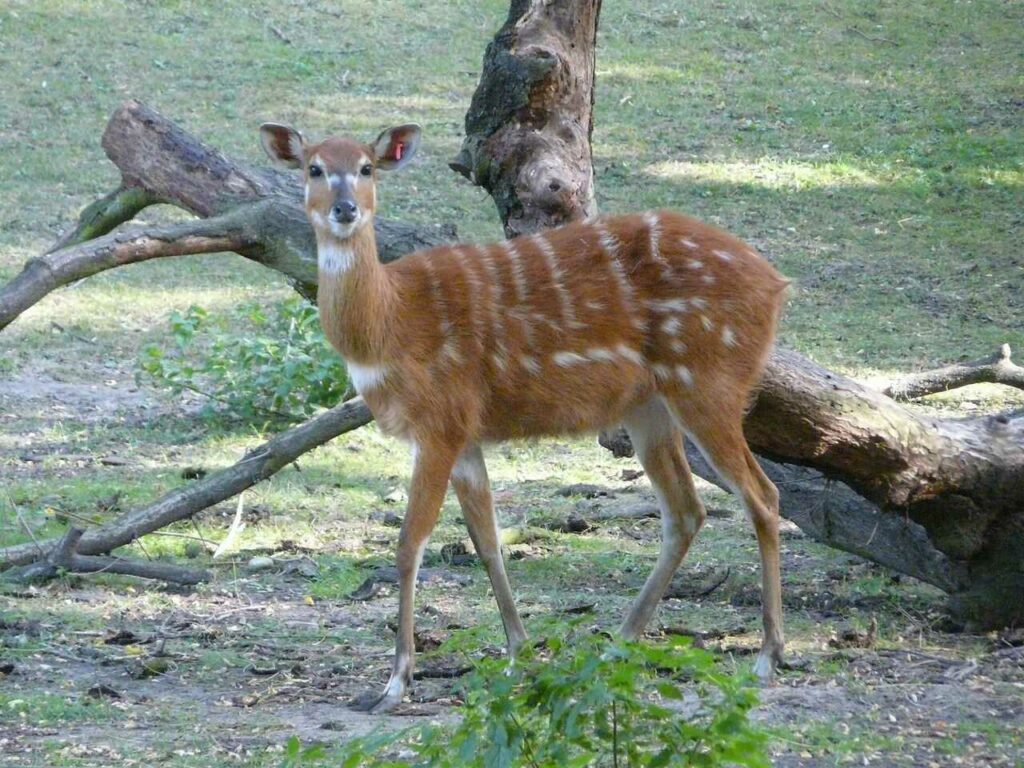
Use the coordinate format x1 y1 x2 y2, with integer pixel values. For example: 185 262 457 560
442 339 463 363
661 316 682 335
423 258 460 363
642 211 674 279
533 234 583 329
616 344 644 365
347 362 387 394
595 222 644 331
712 249 735 262
681 238 699 249
553 351 588 367
520 355 541 374
586 347 618 362
464 245 506 365
643 298 688 313
498 240 529 305
457 246 487 350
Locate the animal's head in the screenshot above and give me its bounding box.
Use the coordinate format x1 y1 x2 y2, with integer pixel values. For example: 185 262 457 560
259 123 421 240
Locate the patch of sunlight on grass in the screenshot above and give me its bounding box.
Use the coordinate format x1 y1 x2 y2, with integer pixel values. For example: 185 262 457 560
11 282 292 335
645 158 888 189
597 62 686 83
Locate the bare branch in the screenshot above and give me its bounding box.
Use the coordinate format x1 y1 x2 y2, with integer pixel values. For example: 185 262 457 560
0 208 261 331
48 185 159 253
1 398 372 569
884 344 1024 400
1 526 208 586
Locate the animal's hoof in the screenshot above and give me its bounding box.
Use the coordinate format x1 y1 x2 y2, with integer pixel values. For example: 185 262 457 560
349 687 403 714
349 690 386 712
753 649 782 684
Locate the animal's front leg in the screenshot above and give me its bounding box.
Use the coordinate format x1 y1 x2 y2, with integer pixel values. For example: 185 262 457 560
351 440 459 714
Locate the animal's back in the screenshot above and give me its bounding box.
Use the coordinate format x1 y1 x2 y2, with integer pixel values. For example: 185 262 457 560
383 210 788 441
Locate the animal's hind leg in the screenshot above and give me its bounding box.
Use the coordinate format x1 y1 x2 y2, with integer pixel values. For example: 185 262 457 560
619 398 707 639
664 394 785 681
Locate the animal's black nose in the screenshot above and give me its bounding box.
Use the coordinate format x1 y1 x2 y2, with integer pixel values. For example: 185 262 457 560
331 200 358 223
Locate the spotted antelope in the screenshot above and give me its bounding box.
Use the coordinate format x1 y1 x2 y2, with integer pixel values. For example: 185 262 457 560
260 122 790 713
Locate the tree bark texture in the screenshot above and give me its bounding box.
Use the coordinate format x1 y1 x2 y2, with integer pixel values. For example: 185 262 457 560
451 0 601 236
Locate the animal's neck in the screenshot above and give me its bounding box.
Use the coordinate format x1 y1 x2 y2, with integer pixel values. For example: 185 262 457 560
315 223 394 362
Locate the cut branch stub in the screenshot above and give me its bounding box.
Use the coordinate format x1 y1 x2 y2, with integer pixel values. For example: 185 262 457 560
453 0 601 236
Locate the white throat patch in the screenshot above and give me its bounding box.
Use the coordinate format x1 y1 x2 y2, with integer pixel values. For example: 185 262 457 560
317 239 356 274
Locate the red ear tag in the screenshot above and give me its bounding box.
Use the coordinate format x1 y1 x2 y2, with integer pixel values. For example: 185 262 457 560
394 142 404 161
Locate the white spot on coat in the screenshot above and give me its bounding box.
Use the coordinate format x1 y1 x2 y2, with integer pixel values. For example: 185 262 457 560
347 361 386 393
675 365 694 386
586 347 618 362
681 238 699 249
616 344 644 365
661 317 682 335
553 351 588 367
701 315 714 332
520 355 541 374
713 249 734 262
722 326 737 347
643 298 688 313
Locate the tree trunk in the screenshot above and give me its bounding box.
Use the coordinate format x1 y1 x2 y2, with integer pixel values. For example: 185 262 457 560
451 0 602 236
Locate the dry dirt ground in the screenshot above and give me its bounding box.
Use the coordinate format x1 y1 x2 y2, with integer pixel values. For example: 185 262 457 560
2 373 1023 768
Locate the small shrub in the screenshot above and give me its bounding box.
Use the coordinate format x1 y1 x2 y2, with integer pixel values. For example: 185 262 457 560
139 298 348 425
326 629 769 768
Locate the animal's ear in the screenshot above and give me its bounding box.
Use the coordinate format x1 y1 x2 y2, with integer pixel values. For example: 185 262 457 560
259 123 305 168
372 124 422 171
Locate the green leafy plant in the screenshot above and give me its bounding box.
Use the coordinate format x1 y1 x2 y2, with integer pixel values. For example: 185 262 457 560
139 298 348 424
280 735 327 767
323 629 768 768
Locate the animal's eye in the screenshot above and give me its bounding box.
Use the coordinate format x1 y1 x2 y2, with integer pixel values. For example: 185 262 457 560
360 164 373 177
308 165 323 178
